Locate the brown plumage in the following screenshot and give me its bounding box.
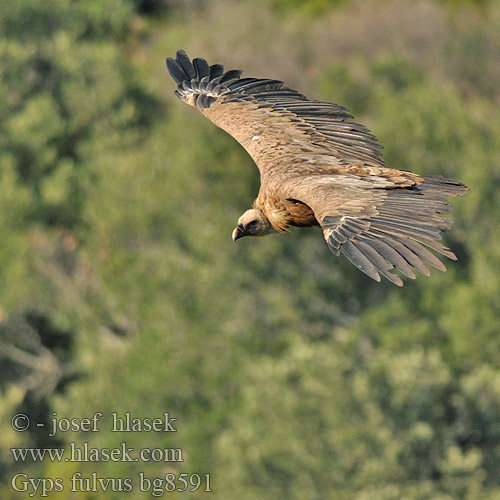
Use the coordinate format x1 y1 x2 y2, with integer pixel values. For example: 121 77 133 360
166 50 468 286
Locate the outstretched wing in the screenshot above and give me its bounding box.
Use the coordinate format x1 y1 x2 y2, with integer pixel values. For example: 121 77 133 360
166 50 386 178
284 174 467 286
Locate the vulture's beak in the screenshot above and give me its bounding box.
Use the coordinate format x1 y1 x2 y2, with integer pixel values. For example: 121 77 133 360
232 223 245 242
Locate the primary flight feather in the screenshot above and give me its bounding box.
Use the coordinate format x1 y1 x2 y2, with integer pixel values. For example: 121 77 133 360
166 50 467 286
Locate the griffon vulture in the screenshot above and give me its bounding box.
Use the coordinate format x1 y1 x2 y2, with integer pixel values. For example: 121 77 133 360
166 50 467 286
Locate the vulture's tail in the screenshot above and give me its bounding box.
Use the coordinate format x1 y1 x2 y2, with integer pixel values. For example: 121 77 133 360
418 175 469 198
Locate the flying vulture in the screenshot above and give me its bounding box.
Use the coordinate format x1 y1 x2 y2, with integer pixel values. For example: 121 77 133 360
166 50 467 286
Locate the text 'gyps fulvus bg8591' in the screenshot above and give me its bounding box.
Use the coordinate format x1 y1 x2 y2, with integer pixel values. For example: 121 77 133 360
166 50 467 286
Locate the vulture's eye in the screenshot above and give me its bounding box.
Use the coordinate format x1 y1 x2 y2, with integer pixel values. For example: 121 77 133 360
248 220 258 228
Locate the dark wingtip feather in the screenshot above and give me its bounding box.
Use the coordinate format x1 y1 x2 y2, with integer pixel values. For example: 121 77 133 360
341 240 381 282
193 57 210 79
354 239 406 285
219 69 243 83
176 49 196 80
209 64 224 80
166 57 187 84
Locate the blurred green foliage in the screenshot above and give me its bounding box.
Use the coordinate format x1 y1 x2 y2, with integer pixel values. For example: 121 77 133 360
0 0 160 228
1 0 500 499
272 0 348 17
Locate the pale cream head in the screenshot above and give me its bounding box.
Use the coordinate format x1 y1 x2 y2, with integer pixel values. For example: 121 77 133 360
232 208 276 241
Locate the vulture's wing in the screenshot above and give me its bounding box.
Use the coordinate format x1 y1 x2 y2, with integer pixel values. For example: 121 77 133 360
166 50 385 176
283 173 467 286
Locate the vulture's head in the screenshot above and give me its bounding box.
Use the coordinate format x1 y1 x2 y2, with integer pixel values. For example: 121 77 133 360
232 208 276 241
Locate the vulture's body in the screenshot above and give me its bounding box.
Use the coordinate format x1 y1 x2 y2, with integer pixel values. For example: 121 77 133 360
166 50 467 286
